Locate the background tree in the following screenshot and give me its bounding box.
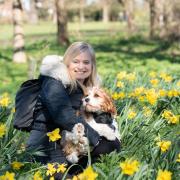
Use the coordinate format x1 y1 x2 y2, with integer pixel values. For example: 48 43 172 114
149 0 157 38
13 0 27 63
118 0 135 33
80 0 85 23
163 0 180 40
29 0 39 24
102 0 112 23
55 0 69 46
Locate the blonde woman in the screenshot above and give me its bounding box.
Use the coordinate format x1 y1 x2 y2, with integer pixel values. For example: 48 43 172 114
26 42 120 178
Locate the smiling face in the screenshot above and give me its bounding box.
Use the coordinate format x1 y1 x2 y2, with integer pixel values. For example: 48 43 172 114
68 51 92 84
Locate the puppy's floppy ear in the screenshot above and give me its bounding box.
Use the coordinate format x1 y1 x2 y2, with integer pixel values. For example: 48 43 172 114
100 89 117 118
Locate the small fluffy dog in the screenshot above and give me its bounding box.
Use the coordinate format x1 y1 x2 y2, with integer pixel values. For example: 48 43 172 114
60 123 89 163
61 87 120 163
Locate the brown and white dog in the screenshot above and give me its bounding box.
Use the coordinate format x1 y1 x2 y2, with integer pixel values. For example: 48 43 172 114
61 87 120 163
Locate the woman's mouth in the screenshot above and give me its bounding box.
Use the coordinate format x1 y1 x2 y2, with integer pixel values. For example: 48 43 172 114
75 71 86 74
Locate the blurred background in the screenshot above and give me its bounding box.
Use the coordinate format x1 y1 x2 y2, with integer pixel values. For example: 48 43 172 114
0 0 180 94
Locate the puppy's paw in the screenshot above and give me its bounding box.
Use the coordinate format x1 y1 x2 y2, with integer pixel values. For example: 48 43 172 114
105 132 116 141
73 123 85 136
99 126 116 141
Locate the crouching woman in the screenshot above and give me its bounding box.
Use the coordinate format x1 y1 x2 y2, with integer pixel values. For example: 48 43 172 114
26 42 121 179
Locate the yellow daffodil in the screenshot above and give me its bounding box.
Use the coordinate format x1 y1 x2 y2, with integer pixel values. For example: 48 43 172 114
116 81 124 88
57 163 67 173
168 115 179 124
159 73 172 83
176 153 180 162
46 163 56 176
126 73 136 82
162 110 179 124
77 166 98 180
157 140 171 152
119 159 139 176
0 97 10 107
0 171 15 180
134 87 145 97
118 92 125 99
72 176 78 180
112 92 119 100
11 161 24 170
163 75 172 83
138 96 145 102
150 79 159 87
162 110 173 119
149 71 157 78
167 90 179 97
158 89 167 97
0 123 6 138
47 128 61 142
33 171 43 180
128 111 137 119
145 89 158 105
112 92 125 100
49 177 55 180
156 169 172 180
117 71 127 80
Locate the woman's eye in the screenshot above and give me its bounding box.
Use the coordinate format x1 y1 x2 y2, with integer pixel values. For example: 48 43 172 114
84 61 90 64
73 60 78 63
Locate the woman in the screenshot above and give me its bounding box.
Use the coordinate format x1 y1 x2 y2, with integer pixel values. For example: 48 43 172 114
26 42 120 178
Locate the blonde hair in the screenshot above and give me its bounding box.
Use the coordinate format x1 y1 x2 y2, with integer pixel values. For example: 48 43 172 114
63 42 100 90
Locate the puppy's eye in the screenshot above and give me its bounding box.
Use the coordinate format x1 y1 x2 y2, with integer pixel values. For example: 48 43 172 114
94 94 99 97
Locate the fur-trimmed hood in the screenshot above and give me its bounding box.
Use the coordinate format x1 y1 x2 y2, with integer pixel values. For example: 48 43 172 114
40 55 71 85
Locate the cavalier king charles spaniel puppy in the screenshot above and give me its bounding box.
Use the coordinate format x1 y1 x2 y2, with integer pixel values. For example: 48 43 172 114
61 87 120 163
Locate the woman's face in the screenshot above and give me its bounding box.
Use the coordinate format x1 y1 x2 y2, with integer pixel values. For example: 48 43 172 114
68 51 92 83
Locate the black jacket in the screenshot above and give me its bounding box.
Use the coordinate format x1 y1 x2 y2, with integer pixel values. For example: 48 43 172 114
32 75 100 146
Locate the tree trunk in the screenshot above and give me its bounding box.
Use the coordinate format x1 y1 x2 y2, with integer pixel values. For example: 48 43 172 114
124 0 135 33
29 0 39 24
149 0 161 38
55 0 69 46
102 0 110 23
80 0 85 23
13 0 27 63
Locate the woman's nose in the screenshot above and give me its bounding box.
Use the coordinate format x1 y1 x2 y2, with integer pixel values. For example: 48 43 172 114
78 62 85 69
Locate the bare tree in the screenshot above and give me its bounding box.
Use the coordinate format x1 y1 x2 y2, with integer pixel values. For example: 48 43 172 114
13 0 27 63
80 0 85 23
102 0 111 23
149 0 164 38
118 0 135 33
163 0 180 39
148 0 179 39
124 0 135 32
29 0 39 24
55 0 69 46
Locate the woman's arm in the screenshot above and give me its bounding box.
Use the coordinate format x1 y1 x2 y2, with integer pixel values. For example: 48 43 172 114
40 76 100 146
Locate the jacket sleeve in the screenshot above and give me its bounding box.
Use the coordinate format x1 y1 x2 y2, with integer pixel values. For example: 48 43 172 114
40 77 100 146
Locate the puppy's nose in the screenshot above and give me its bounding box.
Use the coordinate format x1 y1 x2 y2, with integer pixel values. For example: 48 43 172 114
85 97 90 102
